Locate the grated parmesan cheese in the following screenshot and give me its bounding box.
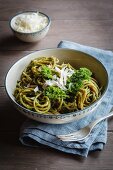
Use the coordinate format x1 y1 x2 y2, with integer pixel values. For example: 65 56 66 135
45 66 74 90
11 12 48 33
34 86 39 92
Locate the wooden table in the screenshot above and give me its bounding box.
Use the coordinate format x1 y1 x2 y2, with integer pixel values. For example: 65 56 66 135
0 0 113 169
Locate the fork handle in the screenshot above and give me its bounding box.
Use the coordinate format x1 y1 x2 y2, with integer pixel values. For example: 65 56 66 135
89 110 113 131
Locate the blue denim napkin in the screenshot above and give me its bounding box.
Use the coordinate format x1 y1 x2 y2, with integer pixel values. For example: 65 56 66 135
20 41 113 157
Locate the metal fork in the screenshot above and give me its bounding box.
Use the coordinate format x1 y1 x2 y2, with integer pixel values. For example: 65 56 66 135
57 111 113 142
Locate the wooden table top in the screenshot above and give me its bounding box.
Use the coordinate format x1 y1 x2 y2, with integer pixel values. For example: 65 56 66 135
0 0 113 169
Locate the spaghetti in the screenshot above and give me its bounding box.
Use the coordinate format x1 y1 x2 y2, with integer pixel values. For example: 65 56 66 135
14 56 101 114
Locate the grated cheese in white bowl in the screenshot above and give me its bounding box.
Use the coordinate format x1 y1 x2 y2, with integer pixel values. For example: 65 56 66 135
11 12 49 33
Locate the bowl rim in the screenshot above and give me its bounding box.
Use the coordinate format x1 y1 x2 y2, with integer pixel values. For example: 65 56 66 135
5 48 109 118
9 10 51 34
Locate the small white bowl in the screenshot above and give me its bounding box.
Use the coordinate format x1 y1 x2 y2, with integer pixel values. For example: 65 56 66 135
9 11 51 42
5 48 108 124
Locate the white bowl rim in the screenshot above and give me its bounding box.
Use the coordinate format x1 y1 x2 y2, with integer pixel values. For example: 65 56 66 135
5 48 109 118
9 10 51 34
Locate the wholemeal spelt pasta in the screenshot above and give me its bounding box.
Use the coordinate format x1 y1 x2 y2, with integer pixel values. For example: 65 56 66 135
14 56 101 114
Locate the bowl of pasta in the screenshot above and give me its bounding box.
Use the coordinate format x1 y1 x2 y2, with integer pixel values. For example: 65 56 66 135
5 48 108 124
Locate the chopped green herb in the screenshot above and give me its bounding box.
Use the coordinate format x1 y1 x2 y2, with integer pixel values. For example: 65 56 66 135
66 67 92 93
44 86 67 99
41 65 53 79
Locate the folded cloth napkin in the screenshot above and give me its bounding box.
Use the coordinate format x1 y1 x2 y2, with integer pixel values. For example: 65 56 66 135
20 41 113 157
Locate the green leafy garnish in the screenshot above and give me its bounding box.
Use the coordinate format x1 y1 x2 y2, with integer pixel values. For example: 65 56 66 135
44 86 67 99
66 68 92 93
76 68 92 80
41 65 53 79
